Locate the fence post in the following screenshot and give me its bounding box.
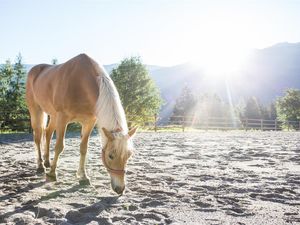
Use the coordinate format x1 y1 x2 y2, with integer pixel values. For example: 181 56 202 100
275 119 277 131
154 114 157 132
245 118 248 131
261 119 263 131
287 121 290 131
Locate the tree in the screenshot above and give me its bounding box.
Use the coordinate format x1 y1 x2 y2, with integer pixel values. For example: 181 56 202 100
0 60 13 107
243 96 262 119
110 56 162 126
52 58 58 65
171 85 195 123
267 102 277 120
193 93 234 127
276 89 300 128
10 53 27 113
0 54 28 131
196 93 230 119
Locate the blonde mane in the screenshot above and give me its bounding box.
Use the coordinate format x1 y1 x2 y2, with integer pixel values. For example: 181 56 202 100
96 67 128 144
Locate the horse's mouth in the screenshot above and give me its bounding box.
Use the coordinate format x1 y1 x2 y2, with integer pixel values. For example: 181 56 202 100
113 185 125 195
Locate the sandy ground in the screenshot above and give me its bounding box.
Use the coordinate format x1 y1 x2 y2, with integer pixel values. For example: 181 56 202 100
0 131 299 225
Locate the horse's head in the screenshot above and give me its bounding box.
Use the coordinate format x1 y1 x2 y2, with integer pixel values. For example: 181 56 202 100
101 127 137 195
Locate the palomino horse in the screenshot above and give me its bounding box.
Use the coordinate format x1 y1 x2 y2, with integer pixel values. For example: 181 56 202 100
25 54 137 194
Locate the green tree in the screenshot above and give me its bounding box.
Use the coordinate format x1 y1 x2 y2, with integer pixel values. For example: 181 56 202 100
244 96 262 119
276 89 300 129
10 53 27 113
0 60 14 130
171 85 195 122
260 104 269 120
110 56 162 126
196 93 230 119
194 93 234 127
0 60 13 107
0 54 28 131
52 58 58 65
267 102 277 120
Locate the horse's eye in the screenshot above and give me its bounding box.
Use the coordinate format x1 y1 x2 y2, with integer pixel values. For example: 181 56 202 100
109 154 114 160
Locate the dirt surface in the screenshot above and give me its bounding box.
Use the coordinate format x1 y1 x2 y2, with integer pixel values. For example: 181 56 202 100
0 131 300 225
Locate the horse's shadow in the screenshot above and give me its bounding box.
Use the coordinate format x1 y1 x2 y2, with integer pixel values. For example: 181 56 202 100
0 181 119 224
0 169 45 203
39 184 119 224
65 195 119 224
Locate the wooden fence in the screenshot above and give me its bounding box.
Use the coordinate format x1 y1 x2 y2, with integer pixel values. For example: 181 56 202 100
0 112 300 133
168 116 300 132
127 114 300 132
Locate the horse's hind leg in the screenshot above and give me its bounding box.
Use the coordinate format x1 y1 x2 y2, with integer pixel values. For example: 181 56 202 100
44 115 56 168
46 113 68 181
77 119 96 185
30 107 47 173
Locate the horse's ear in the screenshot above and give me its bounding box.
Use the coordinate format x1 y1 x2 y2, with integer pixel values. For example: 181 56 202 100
102 127 114 141
128 126 138 138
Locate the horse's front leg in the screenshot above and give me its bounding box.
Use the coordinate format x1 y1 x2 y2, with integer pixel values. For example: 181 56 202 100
46 114 68 181
77 120 95 185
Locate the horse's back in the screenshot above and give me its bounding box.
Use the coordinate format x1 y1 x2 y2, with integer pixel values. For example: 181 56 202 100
26 54 102 120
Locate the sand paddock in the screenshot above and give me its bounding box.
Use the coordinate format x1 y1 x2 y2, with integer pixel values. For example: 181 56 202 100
0 131 299 224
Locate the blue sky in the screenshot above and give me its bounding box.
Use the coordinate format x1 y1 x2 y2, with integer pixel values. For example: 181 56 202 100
1 0 300 66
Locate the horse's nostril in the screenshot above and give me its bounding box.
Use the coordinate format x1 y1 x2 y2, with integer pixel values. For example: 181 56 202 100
114 186 124 195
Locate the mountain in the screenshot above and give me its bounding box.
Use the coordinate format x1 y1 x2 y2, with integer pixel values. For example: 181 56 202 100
236 42 300 101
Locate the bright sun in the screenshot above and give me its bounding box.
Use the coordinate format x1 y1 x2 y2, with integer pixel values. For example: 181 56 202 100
190 44 250 80
185 18 252 80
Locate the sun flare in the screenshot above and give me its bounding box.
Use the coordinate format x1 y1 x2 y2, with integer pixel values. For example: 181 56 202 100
185 17 252 80
190 44 250 80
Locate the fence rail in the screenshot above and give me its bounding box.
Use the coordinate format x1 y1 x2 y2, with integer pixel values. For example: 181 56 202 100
167 115 300 131
0 112 299 133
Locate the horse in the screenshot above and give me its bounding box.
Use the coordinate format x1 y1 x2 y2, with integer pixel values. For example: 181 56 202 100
25 54 137 194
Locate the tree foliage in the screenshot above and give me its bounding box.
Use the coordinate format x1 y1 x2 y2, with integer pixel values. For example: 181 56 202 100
239 97 277 120
52 58 58 65
171 85 195 121
172 90 281 129
243 97 262 119
195 93 231 120
0 54 28 131
276 89 300 128
171 87 232 126
110 56 162 125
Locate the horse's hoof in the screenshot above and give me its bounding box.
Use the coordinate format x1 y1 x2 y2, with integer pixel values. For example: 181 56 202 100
46 172 57 182
79 179 90 186
36 166 45 174
43 160 50 168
